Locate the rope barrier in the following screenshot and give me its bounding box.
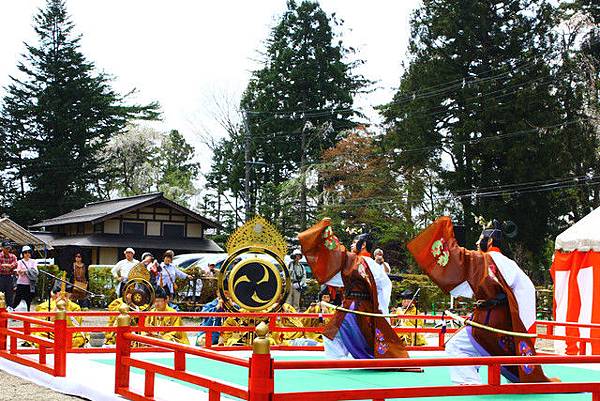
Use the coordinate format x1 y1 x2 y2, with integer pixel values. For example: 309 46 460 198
444 310 537 338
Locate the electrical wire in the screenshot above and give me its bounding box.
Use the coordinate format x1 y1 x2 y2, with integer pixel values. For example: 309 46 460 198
317 175 600 210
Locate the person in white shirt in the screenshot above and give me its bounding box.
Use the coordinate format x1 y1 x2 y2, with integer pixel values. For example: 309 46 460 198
373 248 391 274
111 248 139 296
286 249 307 309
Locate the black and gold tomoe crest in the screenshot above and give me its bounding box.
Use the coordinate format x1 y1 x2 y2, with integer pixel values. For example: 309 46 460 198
122 262 155 311
218 216 290 312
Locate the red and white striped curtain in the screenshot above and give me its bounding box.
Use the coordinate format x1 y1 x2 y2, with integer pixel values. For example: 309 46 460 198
550 251 600 355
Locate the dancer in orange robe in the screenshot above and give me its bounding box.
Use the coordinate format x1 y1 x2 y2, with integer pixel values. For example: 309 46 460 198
299 218 408 359
408 216 554 384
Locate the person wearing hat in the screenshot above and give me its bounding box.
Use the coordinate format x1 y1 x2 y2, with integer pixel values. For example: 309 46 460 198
13 245 38 311
0 241 17 306
392 289 426 346
373 248 391 274
301 288 335 342
407 216 557 384
299 220 409 360
104 290 137 345
111 248 139 296
286 249 307 310
144 286 189 344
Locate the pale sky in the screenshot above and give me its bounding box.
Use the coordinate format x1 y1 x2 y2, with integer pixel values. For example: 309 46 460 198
0 0 419 197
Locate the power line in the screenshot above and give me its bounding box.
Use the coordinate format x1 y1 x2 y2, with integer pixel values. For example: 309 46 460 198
389 59 541 105
395 118 590 155
317 175 600 210
384 73 565 123
384 36 600 108
225 118 592 168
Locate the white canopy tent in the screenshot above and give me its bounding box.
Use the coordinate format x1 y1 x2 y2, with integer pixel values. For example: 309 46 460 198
551 205 600 355
555 207 600 252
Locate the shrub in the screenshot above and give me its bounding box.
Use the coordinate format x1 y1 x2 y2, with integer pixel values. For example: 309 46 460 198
88 265 117 308
34 264 60 302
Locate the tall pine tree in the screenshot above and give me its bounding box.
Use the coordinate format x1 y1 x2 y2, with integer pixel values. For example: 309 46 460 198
237 0 369 232
381 0 577 270
0 0 159 225
156 130 201 206
550 1 600 225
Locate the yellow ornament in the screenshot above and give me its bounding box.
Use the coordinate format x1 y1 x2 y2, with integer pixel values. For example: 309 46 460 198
226 215 288 259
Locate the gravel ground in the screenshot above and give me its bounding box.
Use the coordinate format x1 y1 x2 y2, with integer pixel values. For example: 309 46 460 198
0 370 85 401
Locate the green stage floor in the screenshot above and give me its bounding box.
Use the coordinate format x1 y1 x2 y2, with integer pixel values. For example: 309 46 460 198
97 354 600 400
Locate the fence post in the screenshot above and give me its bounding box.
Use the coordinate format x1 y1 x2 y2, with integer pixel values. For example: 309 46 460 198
487 363 501 386
54 300 67 377
0 293 7 351
438 329 445 349
115 304 132 394
248 322 274 401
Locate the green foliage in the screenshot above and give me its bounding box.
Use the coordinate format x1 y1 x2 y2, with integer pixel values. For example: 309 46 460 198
391 274 449 314
0 0 160 224
34 264 60 301
380 0 600 283
157 130 201 205
536 287 553 320
88 265 117 306
300 279 322 309
205 0 369 237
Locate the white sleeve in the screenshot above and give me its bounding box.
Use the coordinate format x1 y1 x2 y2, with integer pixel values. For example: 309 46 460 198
365 258 392 315
449 281 474 298
325 272 343 287
111 261 121 277
489 252 536 330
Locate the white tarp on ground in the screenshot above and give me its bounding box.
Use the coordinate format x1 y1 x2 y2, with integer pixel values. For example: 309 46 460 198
555 206 600 252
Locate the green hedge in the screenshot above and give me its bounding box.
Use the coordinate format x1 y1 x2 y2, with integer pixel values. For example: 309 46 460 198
88 265 117 308
34 265 116 308
35 264 60 302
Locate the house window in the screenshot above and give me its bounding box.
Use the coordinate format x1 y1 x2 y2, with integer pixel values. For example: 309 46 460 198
163 223 185 238
93 223 103 233
122 221 145 236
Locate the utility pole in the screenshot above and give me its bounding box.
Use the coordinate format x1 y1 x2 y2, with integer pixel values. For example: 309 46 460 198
299 121 313 231
243 110 252 221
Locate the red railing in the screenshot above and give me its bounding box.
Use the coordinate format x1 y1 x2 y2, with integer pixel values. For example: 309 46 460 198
2 305 600 401
268 355 600 401
0 305 66 376
113 313 249 401
536 320 600 355
8 310 458 354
